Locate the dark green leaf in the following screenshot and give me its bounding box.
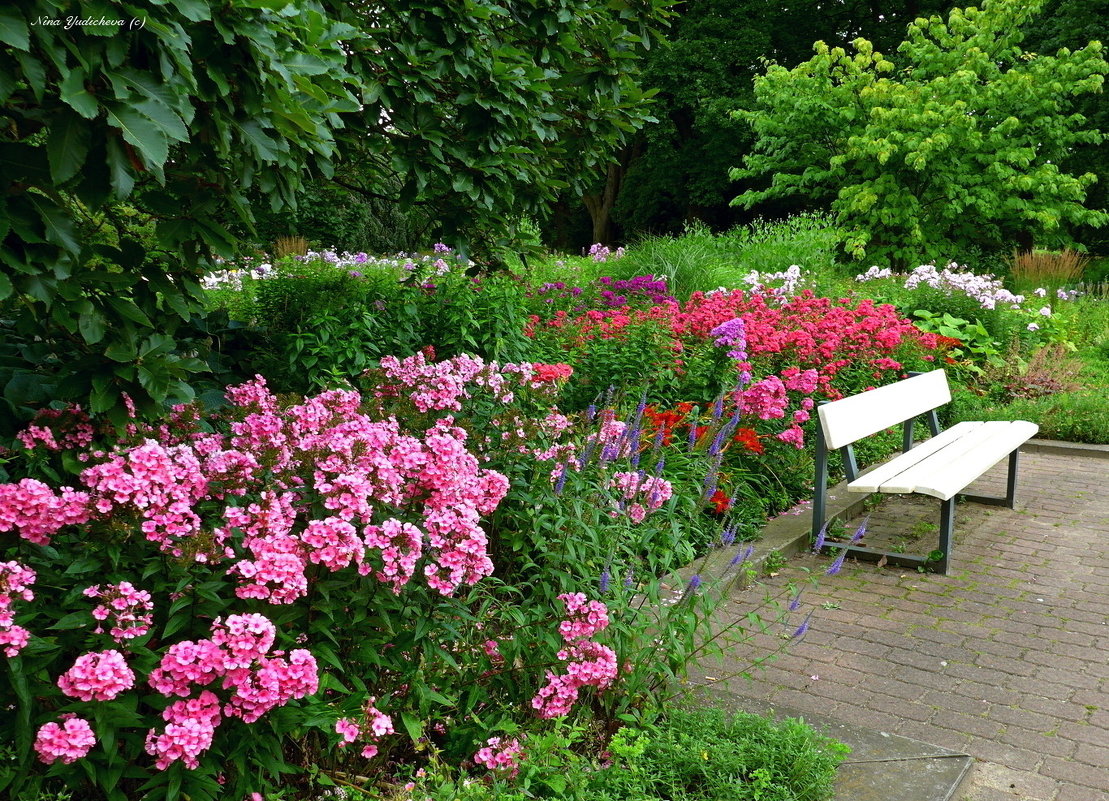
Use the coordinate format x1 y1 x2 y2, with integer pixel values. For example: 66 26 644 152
105 104 169 169
46 109 92 183
78 311 107 344
60 69 100 119
0 10 29 51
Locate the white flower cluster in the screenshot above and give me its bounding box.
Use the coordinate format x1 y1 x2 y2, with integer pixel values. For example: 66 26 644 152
201 244 473 291
855 263 1080 313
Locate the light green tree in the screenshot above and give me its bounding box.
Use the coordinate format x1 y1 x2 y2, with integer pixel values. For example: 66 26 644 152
730 0 1108 267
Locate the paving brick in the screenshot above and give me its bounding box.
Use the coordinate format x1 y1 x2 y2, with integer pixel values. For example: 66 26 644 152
1039 756 1109 791
697 451 1109 801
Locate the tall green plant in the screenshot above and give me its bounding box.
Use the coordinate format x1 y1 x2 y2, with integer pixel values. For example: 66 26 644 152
732 0 1109 266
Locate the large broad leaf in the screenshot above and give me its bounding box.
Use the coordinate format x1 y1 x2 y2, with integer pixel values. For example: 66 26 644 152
24 194 80 255
105 136 135 198
46 109 92 183
0 273 10 301
0 10 29 51
59 69 100 119
105 104 169 169
78 311 108 344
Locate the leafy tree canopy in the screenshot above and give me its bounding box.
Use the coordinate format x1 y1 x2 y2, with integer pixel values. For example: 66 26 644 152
730 0 1108 266
0 0 668 430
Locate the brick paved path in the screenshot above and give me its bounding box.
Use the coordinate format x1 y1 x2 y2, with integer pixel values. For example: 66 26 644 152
695 451 1109 801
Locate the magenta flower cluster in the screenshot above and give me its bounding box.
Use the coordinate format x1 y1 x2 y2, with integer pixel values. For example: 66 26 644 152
83 581 154 642
0 560 36 657
474 736 525 778
145 614 317 768
34 715 96 765
531 593 619 718
57 649 136 702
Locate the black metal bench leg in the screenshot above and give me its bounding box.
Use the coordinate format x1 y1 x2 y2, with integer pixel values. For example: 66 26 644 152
1005 449 1019 509
936 498 955 575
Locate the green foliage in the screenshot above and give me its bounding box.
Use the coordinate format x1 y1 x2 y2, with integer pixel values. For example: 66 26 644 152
1 0 670 431
911 311 1007 374
401 709 846 801
575 708 847 800
323 0 673 249
612 0 952 239
413 272 534 364
0 0 363 429
947 386 1109 443
732 0 1109 266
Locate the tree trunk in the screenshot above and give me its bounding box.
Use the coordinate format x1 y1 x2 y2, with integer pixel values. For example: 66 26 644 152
582 148 633 245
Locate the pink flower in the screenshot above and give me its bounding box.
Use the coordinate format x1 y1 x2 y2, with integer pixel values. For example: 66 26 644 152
35 715 96 764
474 736 525 778
58 650 136 702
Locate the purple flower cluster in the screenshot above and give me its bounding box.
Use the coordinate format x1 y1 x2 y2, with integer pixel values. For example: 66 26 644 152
597 275 673 306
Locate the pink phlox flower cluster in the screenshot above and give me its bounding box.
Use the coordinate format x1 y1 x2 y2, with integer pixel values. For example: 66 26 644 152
0 478 92 546
781 367 819 394
201 449 259 499
556 592 609 641
416 420 508 595
83 581 154 642
225 493 306 603
0 560 36 656
608 471 672 523
301 517 364 572
15 406 95 452
532 594 618 718
363 519 424 591
145 690 222 770
474 736 525 778
146 615 317 768
34 715 96 765
80 440 208 555
741 376 789 420
57 649 136 701
222 648 318 723
334 699 393 759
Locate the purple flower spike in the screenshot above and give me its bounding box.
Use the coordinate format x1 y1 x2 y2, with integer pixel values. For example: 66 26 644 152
826 549 847 576
599 568 611 593
687 574 702 592
792 610 814 639
554 467 568 496
720 525 737 547
789 589 804 611
729 545 755 569
850 517 869 544
813 520 828 553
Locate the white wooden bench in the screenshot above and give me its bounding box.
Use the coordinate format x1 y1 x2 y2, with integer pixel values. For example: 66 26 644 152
811 369 1038 574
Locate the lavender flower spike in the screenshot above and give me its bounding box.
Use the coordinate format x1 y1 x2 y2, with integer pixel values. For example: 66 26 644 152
850 516 870 544
729 545 755 569
554 465 568 495
720 524 737 547
788 589 804 611
792 610 814 639
687 574 702 592
599 568 612 593
826 549 848 576
812 520 829 553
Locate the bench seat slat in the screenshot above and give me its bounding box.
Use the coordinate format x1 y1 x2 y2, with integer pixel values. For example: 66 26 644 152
847 421 984 493
848 420 1039 500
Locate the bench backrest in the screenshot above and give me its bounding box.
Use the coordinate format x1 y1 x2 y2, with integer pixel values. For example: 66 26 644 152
817 369 951 450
